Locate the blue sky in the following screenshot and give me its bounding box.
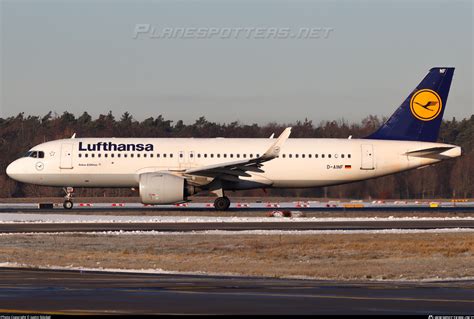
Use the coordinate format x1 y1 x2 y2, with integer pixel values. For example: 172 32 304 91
1 0 472 124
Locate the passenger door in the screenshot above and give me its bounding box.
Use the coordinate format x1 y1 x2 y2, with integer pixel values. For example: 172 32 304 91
360 144 375 170
60 143 73 169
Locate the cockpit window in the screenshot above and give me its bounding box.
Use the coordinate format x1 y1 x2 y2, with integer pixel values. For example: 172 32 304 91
23 151 44 158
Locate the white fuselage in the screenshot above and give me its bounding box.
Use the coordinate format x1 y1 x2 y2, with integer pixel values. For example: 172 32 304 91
6 138 461 189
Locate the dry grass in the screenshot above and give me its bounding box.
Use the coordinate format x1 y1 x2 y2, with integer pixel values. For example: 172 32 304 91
1 232 473 280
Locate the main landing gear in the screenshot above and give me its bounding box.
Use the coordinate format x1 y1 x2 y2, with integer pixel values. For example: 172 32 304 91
63 187 74 209
211 186 231 211
214 196 231 210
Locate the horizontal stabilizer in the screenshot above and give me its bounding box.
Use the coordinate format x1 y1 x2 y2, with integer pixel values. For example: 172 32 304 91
405 146 454 157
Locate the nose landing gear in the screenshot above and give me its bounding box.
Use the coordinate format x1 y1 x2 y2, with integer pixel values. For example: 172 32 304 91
63 187 74 209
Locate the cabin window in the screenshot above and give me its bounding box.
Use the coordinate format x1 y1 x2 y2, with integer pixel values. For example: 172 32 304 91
150 154 153 158
230 154 233 158
210 154 214 158
123 154 127 158
190 153 194 158
217 154 221 158
236 154 240 158
98 154 101 158
295 154 299 158
348 154 351 158
91 154 95 158
315 154 318 158
243 154 247 158
130 154 134 158
143 154 147 158
85 154 88 158
104 154 108 158
282 154 286 158
170 154 173 158
308 154 312 158
223 154 227 158
78 153 82 158
322 154 325 158
163 154 166 158
328 154 332 158
289 154 292 158
137 154 140 158
204 154 208 158
341 154 345 158
117 154 121 158
250 154 253 158
111 154 114 158
180 153 184 158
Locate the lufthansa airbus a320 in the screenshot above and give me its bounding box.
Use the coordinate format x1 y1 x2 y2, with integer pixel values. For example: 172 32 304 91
6 67 461 210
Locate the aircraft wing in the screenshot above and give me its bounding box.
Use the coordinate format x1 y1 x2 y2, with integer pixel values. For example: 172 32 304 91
184 127 291 182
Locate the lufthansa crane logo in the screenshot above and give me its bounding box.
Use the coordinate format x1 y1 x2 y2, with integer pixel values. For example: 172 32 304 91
410 89 442 121
35 162 44 171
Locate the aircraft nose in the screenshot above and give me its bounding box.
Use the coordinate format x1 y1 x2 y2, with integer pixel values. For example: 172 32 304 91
6 160 20 180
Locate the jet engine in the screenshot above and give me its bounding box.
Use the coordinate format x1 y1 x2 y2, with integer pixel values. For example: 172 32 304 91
139 172 196 204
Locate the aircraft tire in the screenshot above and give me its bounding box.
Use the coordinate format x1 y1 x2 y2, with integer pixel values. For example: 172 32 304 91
63 200 74 209
214 196 230 210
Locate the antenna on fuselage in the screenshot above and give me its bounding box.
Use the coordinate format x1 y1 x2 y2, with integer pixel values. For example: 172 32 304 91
71 133 76 139
269 133 275 139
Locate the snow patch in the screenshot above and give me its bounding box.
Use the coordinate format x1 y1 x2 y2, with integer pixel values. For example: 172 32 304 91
1 213 474 224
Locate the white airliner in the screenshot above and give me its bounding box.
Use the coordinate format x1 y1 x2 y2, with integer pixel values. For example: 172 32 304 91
6 68 461 210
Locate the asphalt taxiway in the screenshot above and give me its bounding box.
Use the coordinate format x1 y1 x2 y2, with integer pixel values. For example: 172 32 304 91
0 219 473 233
0 268 472 315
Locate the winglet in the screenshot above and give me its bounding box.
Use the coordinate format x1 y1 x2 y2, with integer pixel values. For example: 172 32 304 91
261 127 291 160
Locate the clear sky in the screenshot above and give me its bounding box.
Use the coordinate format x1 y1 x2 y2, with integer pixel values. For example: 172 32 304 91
1 0 472 124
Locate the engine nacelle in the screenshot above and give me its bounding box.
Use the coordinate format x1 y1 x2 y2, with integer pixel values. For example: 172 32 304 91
139 172 194 204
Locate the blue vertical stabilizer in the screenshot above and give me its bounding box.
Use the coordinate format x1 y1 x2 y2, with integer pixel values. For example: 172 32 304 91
366 67 454 142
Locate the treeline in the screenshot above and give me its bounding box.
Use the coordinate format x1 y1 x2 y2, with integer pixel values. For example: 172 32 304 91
0 111 472 199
